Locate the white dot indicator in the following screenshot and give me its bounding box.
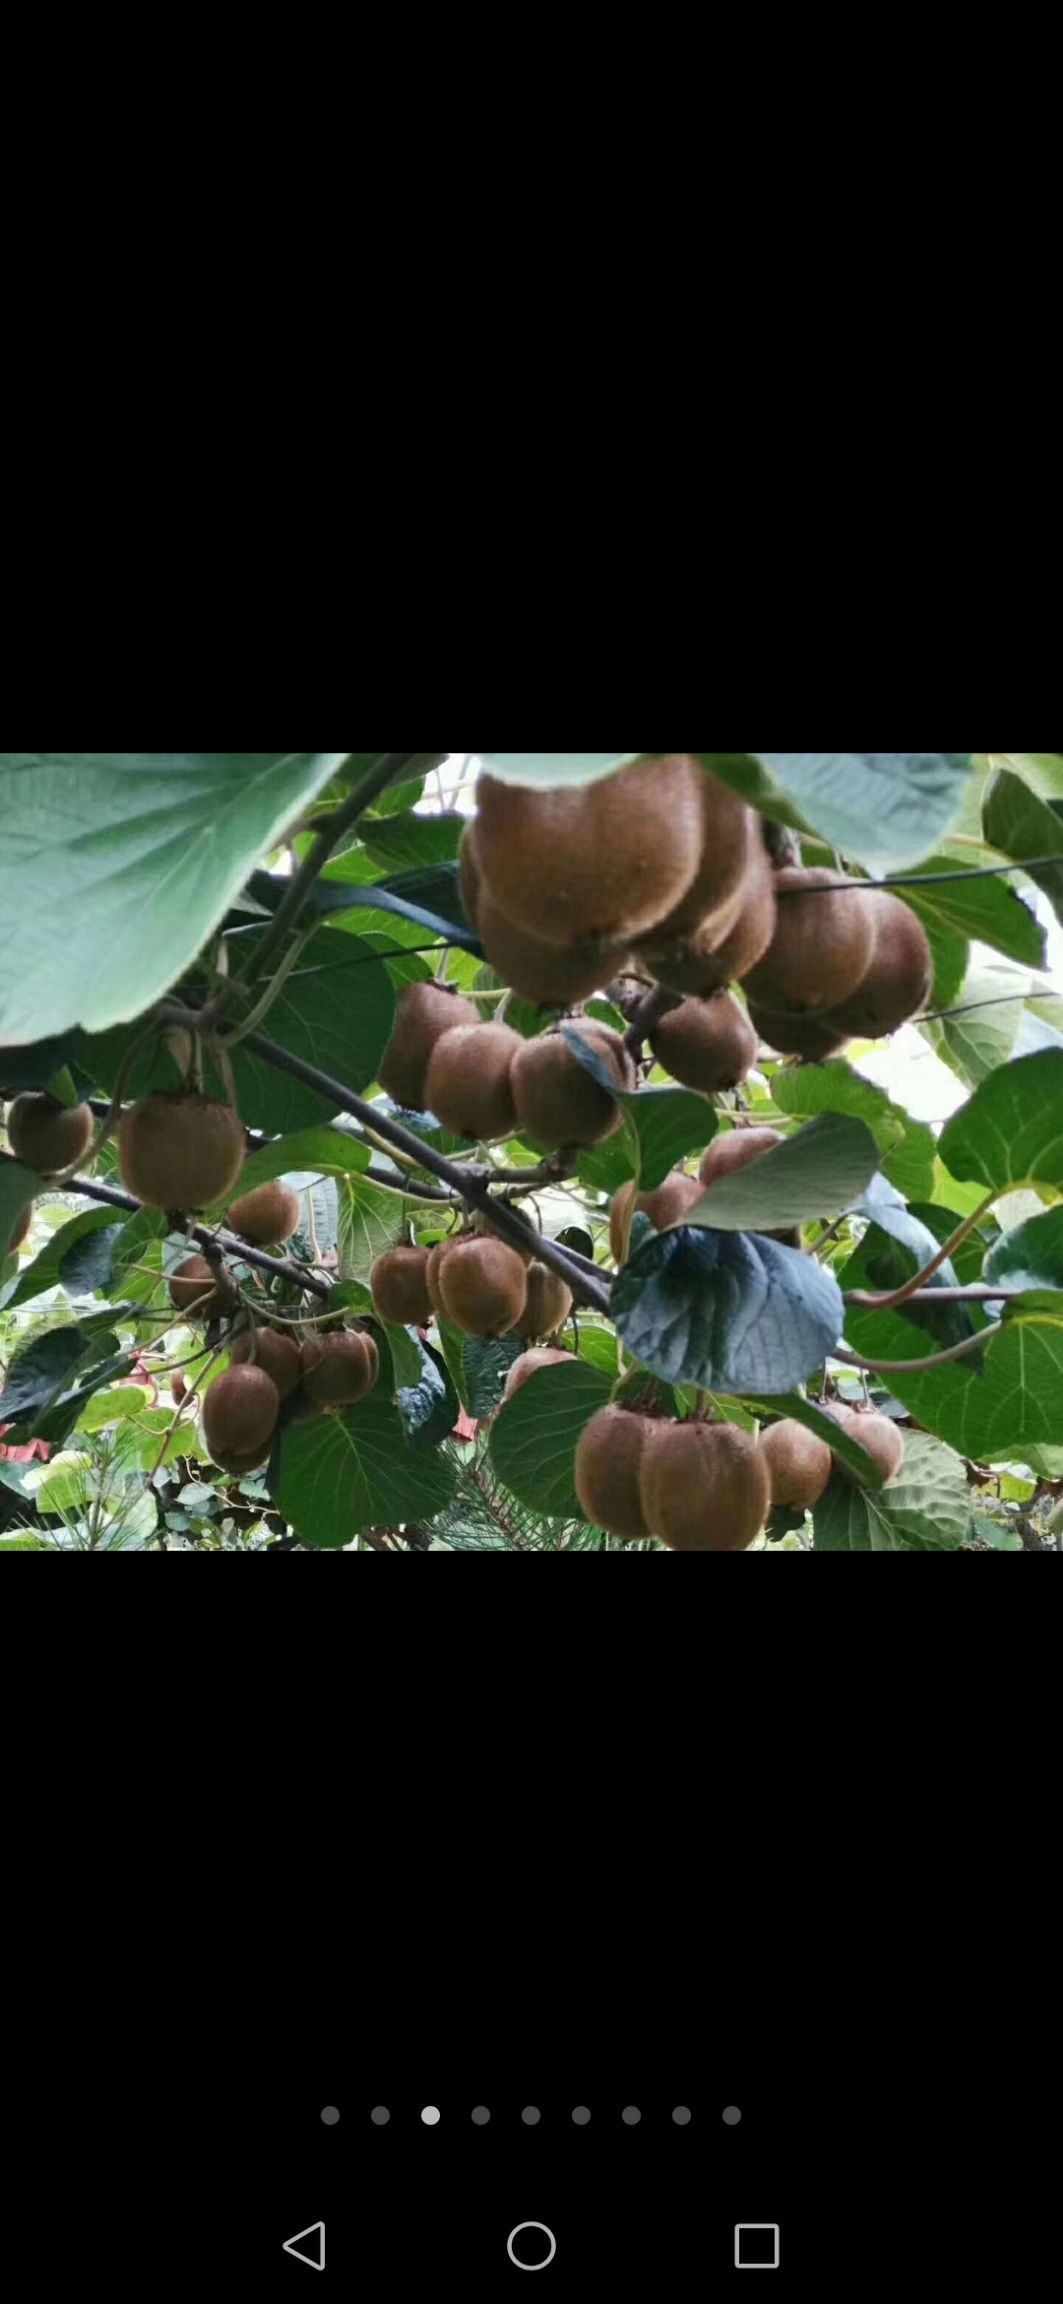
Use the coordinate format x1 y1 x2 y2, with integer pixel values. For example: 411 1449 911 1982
421 2105 441 2125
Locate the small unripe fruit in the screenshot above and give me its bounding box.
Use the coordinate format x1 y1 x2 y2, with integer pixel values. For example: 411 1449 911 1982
426 1236 528 1339
575 1405 653 1541
7 1092 95 1176
203 1365 281 1463
120 1092 246 1211
650 992 757 1095
609 1171 702 1264
7 1202 33 1254
226 1180 302 1246
473 756 711 948
747 1001 849 1061
230 1327 303 1398
745 867 876 1014
424 1023 522 1140
301 1330 380 1407
378 982 479 1111
511 1024 636 1151
640 1420 770 1552
517 1260 574 1339
698 1128 786 1190
503 1347 573 1402
826 893 933 1040
829 1405 906 1483
761 1419 833 1510
371 1244 433 1328
169 1255 230 1319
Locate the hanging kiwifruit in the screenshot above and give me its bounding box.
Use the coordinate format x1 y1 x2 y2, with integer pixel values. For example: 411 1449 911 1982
169 1255 231 1320
829 1405 906 1483
7 1092 95 1176
472 756 712 949
575 1405 654 1541
639 1419 771 1552
640 840 779 999
230 1326 303 1398
825 893 933 1040
171 1373 189 1408
503 1347 573 1402
424 1023 522 1140
461 825 621 1005
426 1235 528 1339
301 1329 380 1408
371 1244 433 1328
212 1445 274 1477
698 1127 786 1190
745 867 876 1014
226 1180 302 1247
203 1365 282 1464
7 1202 33 1254
609 1171 702 1264
510 1023 636 1151
377 981 480 1111
760 1419 833 1510
517 1259 574 1340
747 1000 849 1062
120 1091 246 1211
649 992 757 1095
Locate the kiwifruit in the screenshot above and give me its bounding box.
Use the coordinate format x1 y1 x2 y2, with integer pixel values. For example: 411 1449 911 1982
212 1445 272 1477
639 841 778 998
424 1023 522 1140
169 1255 230 1319
427 1235 528 1339
503 1347 573 1402
510 1024 637 1151
574 1405 653 1541
371 1244 433 1328
747 1000 849 1062
230 1326 303 1398
301 1329 380 1408
744 867 876 1014
378 981 480 1111
462 824 620 1004
226 1180 302 1246
203 1365 281 1462
7 1092 95 1176
119 1091 246 1211
760 1419 833 1510
826 894 933 1039
649 992 757 1095
171 1373 189 1408
829 1405 906 1483
517 1260 574 1339
7 1202 33 1254
473 756 711 948
639 1419 771 1552
609 1170 702 1264
698 1127 786 1190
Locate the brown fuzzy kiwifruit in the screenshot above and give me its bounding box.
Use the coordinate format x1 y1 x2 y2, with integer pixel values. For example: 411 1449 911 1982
650 992 757 1095
301 1329 380 1408
745 867 876 1015
7 1202 33 1254
213 1445 272 1476
203 1365 281 1463
747 1000 849 1062
462 825 622 1006
226 1180 302 1246
378 980 479 1111
760 1419 833 1510
698 1127 786 1191
503 1347 573 1403
640 1419 771 1552
574 1405 654 1541
424 1023 522 1140
169 1255 231 1319
825 893 933 1040
119 1091 246 1211
517 1260 574 1339
510 1024 636 1151
829 1405 906 1484
230 1327 303 1399
371 1244 433 1328
7 1092 95 1176
639 840 779 999
609 1171 702 1264
473 756 710 949
427 1235 528 1339
171 1372 189 1408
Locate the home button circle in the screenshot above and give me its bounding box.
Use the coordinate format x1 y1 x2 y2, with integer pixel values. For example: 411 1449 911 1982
507 2222 557 2270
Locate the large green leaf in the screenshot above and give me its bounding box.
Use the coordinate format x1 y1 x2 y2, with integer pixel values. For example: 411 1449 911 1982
984 1206 1063 1299
813 1433 971 1552
0 1327 103 1425
898 855 1045 969
489 1359 614 1519
4 1207 119 1309
0 1160 39 1259
275 1394 457 1548
225 1127 371 1198
982 768 1063 926
336 1175 405 1283
225 930 396 1135
685 1114 882 1232
767 1063 937 1203
751 753 973 873
612 1229 844 1395
0 752 348 1042
922 956 1028 1088
840 1281 1063 1465
939 1051 1063 1192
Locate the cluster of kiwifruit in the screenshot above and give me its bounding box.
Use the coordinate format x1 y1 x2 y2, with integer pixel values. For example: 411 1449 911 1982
370 1235 573 1344
4 1091 98 1253
378 979 637 1149
743 870 934 1059
200 1323 381 1475
574 1400 905 1552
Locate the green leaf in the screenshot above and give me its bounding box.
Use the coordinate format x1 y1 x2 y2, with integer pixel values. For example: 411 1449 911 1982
984 1206 1063 1298
1 1158 39 1255
982 768 1063 926
489 1359 614 1519
0 752 348 1042
275 1394 458 1547
685 1114 882 1232
768 1062 937 1203
336 1175 406 1284
225 929 396 1134
0 1328 100 1424
898 857 1046 969
839 1280 1063 1465
749 753 974 873
107 1209 168 1305
225 1127 371 1198
939 1050 1063 1192
612 1229 844 1395
922 955 1028 1088
398 1340 459 1450
563 1031 716 1193
464 1336 525 1420
385 1321 428 1389
813 1433 971 1551
361 813 467 874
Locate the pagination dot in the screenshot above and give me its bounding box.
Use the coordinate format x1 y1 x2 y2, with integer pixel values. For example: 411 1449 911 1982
521 2106 541 2125
320 2105 341 2126
421 2106 441 2126
571 2106 592 2125
722 2105 742 2126
672 2106 692 2126
370 2107 390 2126
622 2106 642 2125
471 2106 491 2125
